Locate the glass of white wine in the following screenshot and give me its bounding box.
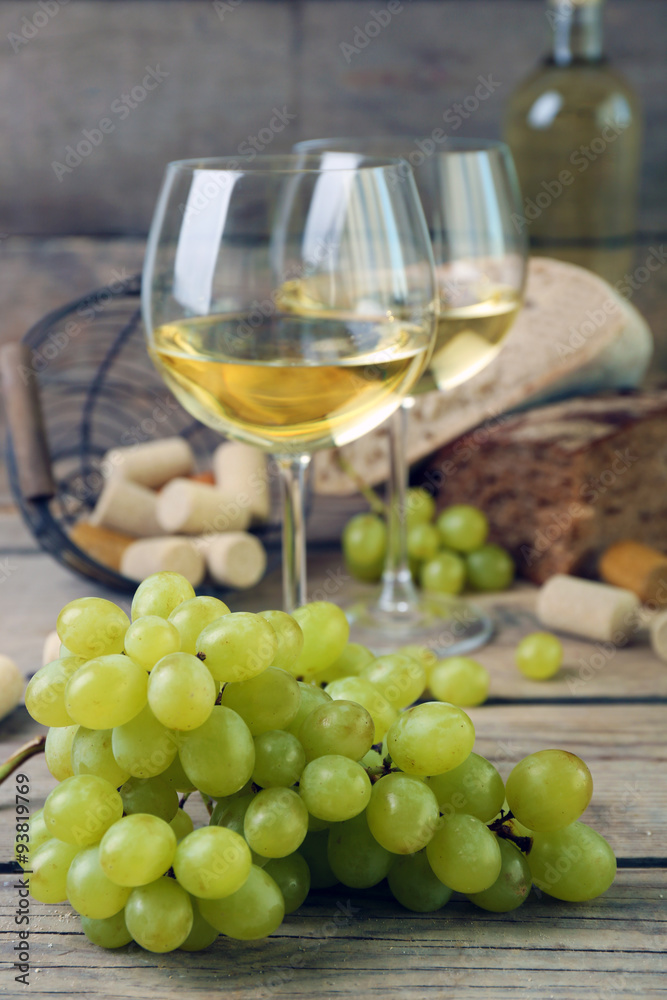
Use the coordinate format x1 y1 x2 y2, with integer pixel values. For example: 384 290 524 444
141 155 438 612
294 139 527 652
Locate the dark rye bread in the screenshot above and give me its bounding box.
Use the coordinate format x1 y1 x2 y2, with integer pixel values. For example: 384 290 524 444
424 390 667 584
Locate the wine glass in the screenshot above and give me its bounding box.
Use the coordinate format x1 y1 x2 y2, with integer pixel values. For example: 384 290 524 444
141 155 438 612
294 138 528 652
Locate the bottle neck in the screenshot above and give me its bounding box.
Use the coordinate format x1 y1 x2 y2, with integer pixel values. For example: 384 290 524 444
547 0 605 66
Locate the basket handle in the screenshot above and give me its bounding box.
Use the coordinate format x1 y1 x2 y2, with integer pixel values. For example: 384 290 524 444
0 342 56 500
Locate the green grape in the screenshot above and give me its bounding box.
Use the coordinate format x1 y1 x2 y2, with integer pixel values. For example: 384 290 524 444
299 829 339 888
360 654 427 709
317 642 375 684
244 787 309 858
179 897 220 951
66 843 131 919
264 854 311 914
99 814 176 886
528 821 616 901
174 826 252 899
179 706 255 798
256 610 304 671
397 644 438 671
71 727 130 787
131 571 196 621
505 749 593 832
342 513 387 582
147 651 217 731
120 776 179 822
437 505 489 553
80 910 132 949
299 700 374 762
125 876 193 952
405 487 436 528
24 657 86 727
57 597 130 658
198 865 284 940
28 839 80 903
123 615 181 670
170 808 195 841
365 773 439 854
407 523 441 563
327 811 392 887
466 544 515 591
426 752 505 822
388 850 453 912
160 752 196 792
419 551 466 595
169 596 230 654
466 837 531 912
210 794 254 837
65 654 148 729
44 723 78 781
15 809 50 870
307 812 330 833
515 632 563 680
197 612 277 683
324 677 397 742
426 813 502 893
252 730 306 788
221 666 301 735
427 656 490 707
359 747 384 774
291 602 350 681
299 755 371 822
387 701 475 776
112 704 180 779
43 774 123 847
285 683 331 737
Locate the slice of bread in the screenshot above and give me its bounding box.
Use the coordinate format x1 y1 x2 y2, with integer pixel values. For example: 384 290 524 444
313 257 653 495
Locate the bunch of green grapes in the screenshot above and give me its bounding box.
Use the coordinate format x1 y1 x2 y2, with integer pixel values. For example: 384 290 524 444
21 571 615 956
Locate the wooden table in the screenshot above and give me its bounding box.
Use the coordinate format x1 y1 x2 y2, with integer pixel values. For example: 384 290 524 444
1 510 665 999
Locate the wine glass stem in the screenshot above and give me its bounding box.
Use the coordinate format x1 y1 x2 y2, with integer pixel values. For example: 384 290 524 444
277 453 312 613
377 401 421 615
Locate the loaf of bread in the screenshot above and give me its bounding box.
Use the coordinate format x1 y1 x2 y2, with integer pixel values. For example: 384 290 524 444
313 257 652 495
424 390 667 584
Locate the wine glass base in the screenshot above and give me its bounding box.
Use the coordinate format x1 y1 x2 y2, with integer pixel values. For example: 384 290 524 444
344 594 494 657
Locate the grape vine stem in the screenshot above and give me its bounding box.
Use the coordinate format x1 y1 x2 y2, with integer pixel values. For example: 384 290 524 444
0 735 46 786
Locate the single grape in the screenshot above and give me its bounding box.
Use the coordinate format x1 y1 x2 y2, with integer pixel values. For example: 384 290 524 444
426 813 502 894
437 505 489 553
80 910 132 949
125 876 193 952
15 809 50 870
65 654 148 729
427 656 490 707
43 774 123 847
71 727 130 787
28 839 80 903
99 814 177 886
515 632 563 680
298 829 339 888
388 850 453 912
169 596 230 654
160 753 196 792
120 776 179 822
131 571 196 620
426 752 505 823
112 703 180 779
252 730 306 788
366 772 439 854
44 724 78 781
66 844 131 919
466 544 515 591
466 837 532 912
505 749 593 831
210 794 255 840
221 666 301 735
57 597 129 658
324 677 397 742
291 602 350 680
197 612 277 683
256 610 304 671
327 811 393 887
299 755 371 822
299 700 374 762
179 898 220 951
244 787 309 858
420 551 466 595
264 853 311 914
174 826 252 898
170 808 195 841
407 523 441 563
528 821 616 901
123 615 181 670
342 513 387 582
285 683 332 737
147 651 217 731
317 642 376 684
405 487 436 528
360 654 427 709
25 657 86 727
198 865 284 940
387 701 475 776
179 706 255 798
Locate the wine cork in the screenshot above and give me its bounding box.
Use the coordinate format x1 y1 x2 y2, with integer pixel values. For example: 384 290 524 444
105 437 194 489
537 574 640 642
649 611 667 663
197 532 267 589
89 477 165 537
70 521 134 571
0 655 24 721
42 630 62 666
213 441 270 524
120 537 206 586
157 478 251 535
599 541 667 604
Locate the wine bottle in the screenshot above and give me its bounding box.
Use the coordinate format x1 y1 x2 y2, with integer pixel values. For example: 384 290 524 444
503 0 641 284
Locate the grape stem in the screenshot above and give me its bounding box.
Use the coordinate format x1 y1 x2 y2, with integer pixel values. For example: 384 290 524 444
199 791 213 816
487 809 534 854
0 735 46 786
334 454 387 517
178 792 192 810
